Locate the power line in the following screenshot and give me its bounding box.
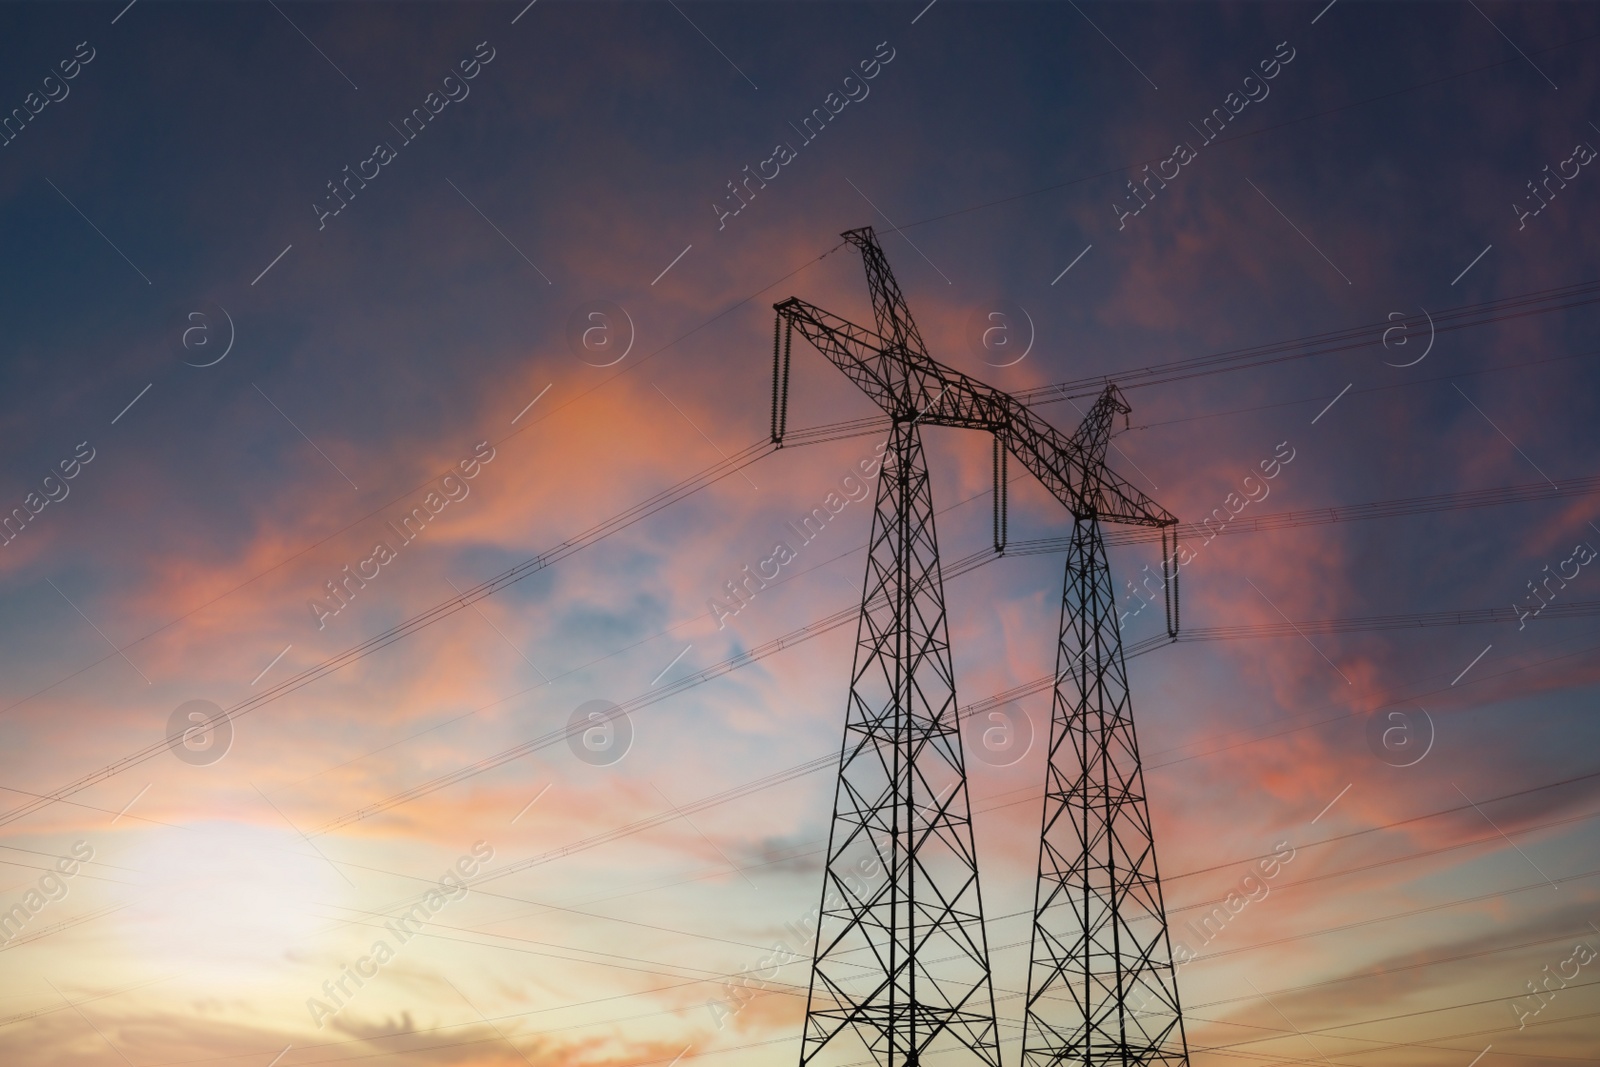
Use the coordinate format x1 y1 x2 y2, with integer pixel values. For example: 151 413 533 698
1132 345 1600 432
14 19 1600 744
9 242 1595 1059
310 559 1600 840
260 450 1600 872
326 215 1600 1061
292 776 1599 1051
7 272 1593 835
18 25 1600 1065
1027 278 1600 402
102 798 1596 1067
70 726 1596 1064
147 549 1596 1008
0 442 775 830
1094 471 1600 547
41 433 1575 979
9 130 1595 733
289 452 1600 816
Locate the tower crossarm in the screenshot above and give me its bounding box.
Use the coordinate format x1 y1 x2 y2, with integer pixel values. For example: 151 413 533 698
774 296 1174 529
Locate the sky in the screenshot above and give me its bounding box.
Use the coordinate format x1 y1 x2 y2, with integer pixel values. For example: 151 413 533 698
0 0 1598 1065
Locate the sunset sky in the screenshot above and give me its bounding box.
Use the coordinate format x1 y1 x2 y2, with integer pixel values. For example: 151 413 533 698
1 1 1598 1065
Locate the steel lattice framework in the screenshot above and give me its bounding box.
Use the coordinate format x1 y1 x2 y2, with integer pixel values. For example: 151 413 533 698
773 227 1189 1067
1025 407 1190 1067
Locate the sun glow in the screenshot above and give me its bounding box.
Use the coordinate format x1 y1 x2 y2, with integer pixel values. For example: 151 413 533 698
117 820 351 986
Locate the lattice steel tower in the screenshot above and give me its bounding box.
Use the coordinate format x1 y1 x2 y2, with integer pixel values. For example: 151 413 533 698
1021 393 1190 1067
773 228 1189 1067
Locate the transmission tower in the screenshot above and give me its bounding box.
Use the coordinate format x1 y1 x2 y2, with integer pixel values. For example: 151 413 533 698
773 227 1188 1067
1021 394 1190 1067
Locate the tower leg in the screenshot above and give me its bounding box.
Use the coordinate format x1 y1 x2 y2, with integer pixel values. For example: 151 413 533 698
1021 517 1189 1067
798 419 1004 1067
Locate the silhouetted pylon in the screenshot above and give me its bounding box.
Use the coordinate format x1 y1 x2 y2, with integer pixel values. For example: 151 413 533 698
774 227 1187 1067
